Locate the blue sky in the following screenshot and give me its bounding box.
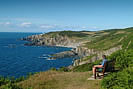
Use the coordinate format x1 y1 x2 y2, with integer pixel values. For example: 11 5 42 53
0 0 133 32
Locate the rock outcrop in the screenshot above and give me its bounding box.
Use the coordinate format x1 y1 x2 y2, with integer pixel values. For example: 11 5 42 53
49 50 78 59
73 45 122 66
22 34 81 48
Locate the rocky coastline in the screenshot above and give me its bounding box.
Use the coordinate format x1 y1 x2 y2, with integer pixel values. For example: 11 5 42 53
49 49 78 59
22 34 81 48
22 33 122 67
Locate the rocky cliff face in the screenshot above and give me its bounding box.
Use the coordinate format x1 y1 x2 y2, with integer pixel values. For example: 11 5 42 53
73 45 122 66
76 46 122 59
23 34 81 48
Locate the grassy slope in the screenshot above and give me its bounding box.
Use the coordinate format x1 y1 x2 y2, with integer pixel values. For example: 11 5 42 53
84 28 133 50
42 31 95 43
18 71 100 89
13 28 133 89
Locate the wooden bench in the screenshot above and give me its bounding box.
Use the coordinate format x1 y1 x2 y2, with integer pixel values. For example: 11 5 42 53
94 62 107 79
94 60 115 79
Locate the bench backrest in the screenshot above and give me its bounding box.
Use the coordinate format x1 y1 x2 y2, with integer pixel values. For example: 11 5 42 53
106 60 115 72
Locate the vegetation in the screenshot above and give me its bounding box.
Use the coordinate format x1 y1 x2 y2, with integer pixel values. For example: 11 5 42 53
44 31 89 38
101 67 133 89
2 27 133 89
46 27 133 89
0 73 35 89
101 49 133 89
0 76 24 89
85 27 133 50
42 27 133 51
18 71 100 89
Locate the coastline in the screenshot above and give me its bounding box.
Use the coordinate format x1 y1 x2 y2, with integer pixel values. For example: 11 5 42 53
22 32 122 68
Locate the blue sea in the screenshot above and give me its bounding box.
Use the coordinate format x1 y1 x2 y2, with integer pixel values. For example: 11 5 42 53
0 32 73 78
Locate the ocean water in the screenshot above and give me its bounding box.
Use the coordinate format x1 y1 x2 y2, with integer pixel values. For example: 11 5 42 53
0 32 73 78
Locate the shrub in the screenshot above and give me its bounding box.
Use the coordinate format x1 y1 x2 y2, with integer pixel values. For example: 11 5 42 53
0 76 10 86
58 67 70 72
109 49 133 69
101 67 133 89
50 67 57 71
101 49 133 89
2 82 22 89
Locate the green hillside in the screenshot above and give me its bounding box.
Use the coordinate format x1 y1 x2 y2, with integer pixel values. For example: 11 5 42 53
1 27 133 89
84 28 133 50
42 27 133 51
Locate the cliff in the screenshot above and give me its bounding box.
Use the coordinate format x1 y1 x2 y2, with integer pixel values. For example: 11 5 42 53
73 45 122 66
22 28 133 67
22 31 88 48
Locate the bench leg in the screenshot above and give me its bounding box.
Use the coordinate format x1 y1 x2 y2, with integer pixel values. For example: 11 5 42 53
94 70 96 79
103 72 104 78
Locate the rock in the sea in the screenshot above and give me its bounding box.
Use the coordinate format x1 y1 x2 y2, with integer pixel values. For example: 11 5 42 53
49 50 78 59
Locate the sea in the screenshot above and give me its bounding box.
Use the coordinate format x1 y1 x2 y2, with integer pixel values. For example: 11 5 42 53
0 32 74 78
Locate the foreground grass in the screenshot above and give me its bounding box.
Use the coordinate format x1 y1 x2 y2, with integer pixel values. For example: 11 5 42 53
18 71 100 89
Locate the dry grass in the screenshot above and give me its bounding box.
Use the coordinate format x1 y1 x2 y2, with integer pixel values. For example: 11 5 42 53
18 71 101 89
81 32 96 35
115 31 126 34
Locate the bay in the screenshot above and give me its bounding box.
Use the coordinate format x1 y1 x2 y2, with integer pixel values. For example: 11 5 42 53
0 32 73 78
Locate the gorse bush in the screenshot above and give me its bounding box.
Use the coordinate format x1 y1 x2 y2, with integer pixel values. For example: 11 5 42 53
101 49 133 89
101 67 133 89
109 49 133 69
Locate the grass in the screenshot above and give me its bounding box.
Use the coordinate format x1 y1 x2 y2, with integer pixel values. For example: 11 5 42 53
18 71 101 89
12 27 133 89
44 31 89 38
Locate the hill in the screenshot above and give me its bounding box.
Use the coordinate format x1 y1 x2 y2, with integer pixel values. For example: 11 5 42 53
1 27 133 89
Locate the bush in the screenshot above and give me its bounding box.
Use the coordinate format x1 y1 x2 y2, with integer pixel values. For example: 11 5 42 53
2 83 22 89
0 73 34 88
101 67 133 89
101 49 133 89
0 76 10 86
50 67 57 71
58 67 70 72
109 49 133 69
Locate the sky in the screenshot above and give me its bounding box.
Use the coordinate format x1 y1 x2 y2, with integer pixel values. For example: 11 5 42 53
0 0 133 32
